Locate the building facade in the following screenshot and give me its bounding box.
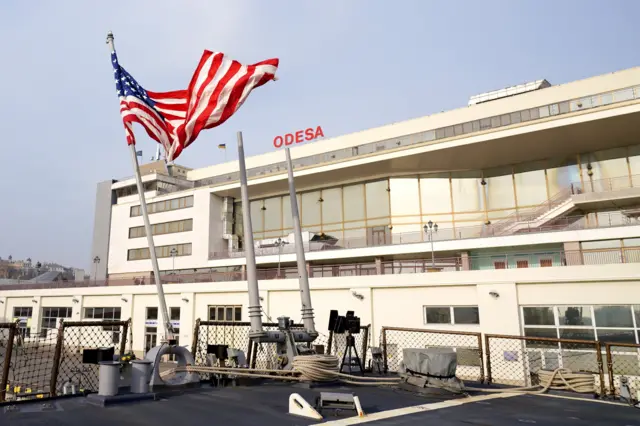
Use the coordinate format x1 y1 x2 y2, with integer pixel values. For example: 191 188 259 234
2 66 640 355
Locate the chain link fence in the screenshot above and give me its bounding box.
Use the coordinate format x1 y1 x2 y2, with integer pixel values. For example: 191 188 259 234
191 320 370 374
0 319 130 402
52 320 130 396
380 326 484 382
604 342 640 399
484 334 605 395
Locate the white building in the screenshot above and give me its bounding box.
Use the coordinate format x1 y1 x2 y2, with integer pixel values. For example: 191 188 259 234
2 66 640 357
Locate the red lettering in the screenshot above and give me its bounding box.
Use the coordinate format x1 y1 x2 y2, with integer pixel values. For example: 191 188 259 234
273 126 325 148
284 133 294 145
304 128 315 140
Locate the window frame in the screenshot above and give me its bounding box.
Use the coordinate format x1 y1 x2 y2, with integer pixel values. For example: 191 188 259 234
423 306 480 325
208 305 243 323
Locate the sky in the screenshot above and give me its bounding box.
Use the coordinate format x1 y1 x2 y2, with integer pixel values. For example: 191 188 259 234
0 0 639 270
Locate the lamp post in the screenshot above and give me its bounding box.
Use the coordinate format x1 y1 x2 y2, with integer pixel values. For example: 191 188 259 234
170 247 178 275
423 221 438 267
275 238 285 278
93 256 100 285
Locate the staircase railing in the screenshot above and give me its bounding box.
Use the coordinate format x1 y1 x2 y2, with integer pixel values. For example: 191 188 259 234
491 187 573 234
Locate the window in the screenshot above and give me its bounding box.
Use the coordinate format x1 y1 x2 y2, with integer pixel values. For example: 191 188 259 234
146 307 158 320
83 307 121 320
208 305 242 322
516 260 529 268
41 307 72 329
424 306 480 325
522 305 640 344
13 307 33 318
494 261 506 269
540 259 553 267
130 195 194 217
170 307 180 321
127 243 192 261
129 219 193 238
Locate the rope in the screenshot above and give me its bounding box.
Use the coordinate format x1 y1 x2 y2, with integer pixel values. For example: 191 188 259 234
463 368 596 394
162 362 594 395
161 354 401 386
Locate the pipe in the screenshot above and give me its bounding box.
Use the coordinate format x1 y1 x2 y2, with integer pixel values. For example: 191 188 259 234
237 131 266 338
285 148 317 337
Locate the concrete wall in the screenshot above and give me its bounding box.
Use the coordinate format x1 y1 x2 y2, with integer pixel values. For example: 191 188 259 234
1 263 638 354
90 180 116 281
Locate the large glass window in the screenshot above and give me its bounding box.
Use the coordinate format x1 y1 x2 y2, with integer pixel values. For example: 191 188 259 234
522 305 640 344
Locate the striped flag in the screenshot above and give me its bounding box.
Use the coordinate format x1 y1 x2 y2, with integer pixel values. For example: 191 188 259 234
217 144 226 149
169 51 278 161
110 47 278 162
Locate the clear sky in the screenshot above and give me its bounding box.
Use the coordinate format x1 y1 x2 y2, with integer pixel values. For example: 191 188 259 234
1 0 638 270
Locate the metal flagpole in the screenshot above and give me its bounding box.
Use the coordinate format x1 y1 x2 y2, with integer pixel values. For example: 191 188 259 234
106 32 174 342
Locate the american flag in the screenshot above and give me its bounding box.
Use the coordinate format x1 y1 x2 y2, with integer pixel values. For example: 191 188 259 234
110 49 278 162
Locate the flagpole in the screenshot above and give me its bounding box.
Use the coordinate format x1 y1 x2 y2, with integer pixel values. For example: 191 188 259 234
106 31 174 343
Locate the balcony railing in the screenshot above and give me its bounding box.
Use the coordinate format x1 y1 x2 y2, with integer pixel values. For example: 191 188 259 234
1 247 638 291
210 210 639 260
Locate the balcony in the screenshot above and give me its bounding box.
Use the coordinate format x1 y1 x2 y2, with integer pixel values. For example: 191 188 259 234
210 173 640 260
1 247 638 291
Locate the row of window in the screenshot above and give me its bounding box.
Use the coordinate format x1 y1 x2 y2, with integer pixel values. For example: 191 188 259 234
127 243 192 261
130 195 194 217
129 219 193 239
424 306 480 325
522 305 640 345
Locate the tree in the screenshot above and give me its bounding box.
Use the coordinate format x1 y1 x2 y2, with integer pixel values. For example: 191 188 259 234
8 255 12 262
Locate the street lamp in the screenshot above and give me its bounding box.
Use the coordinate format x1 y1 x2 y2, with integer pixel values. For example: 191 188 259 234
275 238 286 278
93 256 100 285
170 247 178 275
423 221 438 267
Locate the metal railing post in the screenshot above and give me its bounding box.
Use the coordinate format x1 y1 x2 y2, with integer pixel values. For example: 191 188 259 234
381 327 388 374
595 341 605 396
477 333 485 384
484 333 492 385
0 323 17 402
191 318 201 358
119 319 129 358
605 343 615 396
49 320 66 397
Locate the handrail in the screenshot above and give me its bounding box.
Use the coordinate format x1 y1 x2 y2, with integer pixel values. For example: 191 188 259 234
2 247 638 291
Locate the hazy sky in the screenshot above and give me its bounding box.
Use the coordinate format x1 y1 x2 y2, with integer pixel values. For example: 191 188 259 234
1 0 638 269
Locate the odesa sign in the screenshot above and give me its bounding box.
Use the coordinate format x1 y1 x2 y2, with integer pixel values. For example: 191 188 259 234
273 126 324 148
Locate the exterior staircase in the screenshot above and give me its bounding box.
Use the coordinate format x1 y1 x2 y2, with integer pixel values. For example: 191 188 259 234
491 188 576 236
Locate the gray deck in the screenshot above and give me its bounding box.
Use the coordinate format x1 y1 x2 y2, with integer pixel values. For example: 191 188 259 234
0 383 637 425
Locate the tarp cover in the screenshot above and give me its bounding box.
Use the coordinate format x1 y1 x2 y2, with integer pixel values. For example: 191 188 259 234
399 348 457 377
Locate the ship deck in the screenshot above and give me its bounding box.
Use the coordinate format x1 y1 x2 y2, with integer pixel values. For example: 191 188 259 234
0 382 637 426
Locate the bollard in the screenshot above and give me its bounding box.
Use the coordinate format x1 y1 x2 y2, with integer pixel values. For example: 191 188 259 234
131 360 153 394
98 361 121 397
